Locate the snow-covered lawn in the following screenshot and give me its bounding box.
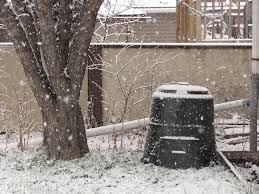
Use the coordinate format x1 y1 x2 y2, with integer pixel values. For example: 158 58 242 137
0 134 256 194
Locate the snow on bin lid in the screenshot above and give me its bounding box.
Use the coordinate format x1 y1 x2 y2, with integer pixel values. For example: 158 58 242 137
152 83 213 99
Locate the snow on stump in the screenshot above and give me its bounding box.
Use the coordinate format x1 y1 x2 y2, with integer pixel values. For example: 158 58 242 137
142 83 216 169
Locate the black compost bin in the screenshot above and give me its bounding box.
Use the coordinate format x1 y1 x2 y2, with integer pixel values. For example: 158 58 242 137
142 83 216 169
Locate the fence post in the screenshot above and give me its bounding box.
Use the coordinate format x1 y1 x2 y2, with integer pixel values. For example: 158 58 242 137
176 0 193 42
176 0 181 42
228 0 232 38
212 0 215 39
250 0 259 152
220 0 224 39
203 0 207 40
237 0 241 38
196 0 202 42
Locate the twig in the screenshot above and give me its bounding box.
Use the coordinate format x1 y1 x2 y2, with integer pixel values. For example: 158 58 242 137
217 150 252 194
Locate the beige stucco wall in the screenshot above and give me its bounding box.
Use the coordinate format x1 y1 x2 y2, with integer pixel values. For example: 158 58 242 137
0 44 252 127
101 46 251 123
0 45 89 129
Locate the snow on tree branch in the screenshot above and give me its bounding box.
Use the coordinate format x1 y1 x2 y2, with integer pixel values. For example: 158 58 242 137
67 0 104 95
0 1 54 107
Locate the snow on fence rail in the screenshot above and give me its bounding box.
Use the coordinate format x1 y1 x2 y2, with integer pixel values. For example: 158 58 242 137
86 118 150 137
86 99 250 137
0 42 253 47
214 98 250 112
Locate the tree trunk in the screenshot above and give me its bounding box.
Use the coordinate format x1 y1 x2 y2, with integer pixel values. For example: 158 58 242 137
0 0 104 160
42 99 89 160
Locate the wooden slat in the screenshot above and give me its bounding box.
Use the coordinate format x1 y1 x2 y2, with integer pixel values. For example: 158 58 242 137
196 0 202 42
218 150 247 183
203 0 207 40
184 0 188 42
237 0 241 38
228 0 233 38
220 0 224 39
177 0 193 42
212 0 215 39
222 151 259 165
176 0 181 42
244 0 249 39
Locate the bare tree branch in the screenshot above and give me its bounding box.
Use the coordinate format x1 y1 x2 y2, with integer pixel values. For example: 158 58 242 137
0 1 53 107
35 0 62 93
68 0 103 95
0 0 104 160
12 0 42 65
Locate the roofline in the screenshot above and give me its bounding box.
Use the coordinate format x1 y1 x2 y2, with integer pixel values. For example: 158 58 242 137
91 42 252 48
133 6 176 9
145 8 176 13
0 42 252 48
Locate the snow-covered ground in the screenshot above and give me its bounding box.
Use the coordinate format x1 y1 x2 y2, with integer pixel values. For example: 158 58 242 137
0 133 257 194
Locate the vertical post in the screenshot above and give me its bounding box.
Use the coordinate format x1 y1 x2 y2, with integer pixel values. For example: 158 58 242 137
244 0 249 39
126 23 129 43
88 46 103 127
187 0 191 42
220 0 223 39
237 0 240 38
250 0 259 152
203 0 207 40
176 0 181 42
176 0 187 43
212 0 215 39
196 0 202 42
184 0 190 42
189 0 196 42
228 0 232 38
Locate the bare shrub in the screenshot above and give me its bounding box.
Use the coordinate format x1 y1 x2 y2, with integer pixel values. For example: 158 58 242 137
87 46 181 147
0 66 39 151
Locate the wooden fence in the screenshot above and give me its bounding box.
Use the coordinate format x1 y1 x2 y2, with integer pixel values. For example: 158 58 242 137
176 0 252 42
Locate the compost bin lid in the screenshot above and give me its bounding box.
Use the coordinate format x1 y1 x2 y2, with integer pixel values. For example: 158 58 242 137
152 83 213 99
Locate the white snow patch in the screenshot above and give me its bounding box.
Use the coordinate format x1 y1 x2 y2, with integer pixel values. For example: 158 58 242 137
63 96 70 104
68 134 73 141
152 84 213 99
4 0 11 7
64 67 69 78
0 136 253 194
161 136 200 141
43 122 47 127
0 130 257 193
21 41 26 47
99 0 176 16
19 80 26 86
172 150 186 154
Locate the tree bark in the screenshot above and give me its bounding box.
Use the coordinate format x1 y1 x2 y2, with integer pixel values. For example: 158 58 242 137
0 0 104 160
42 98 89 159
